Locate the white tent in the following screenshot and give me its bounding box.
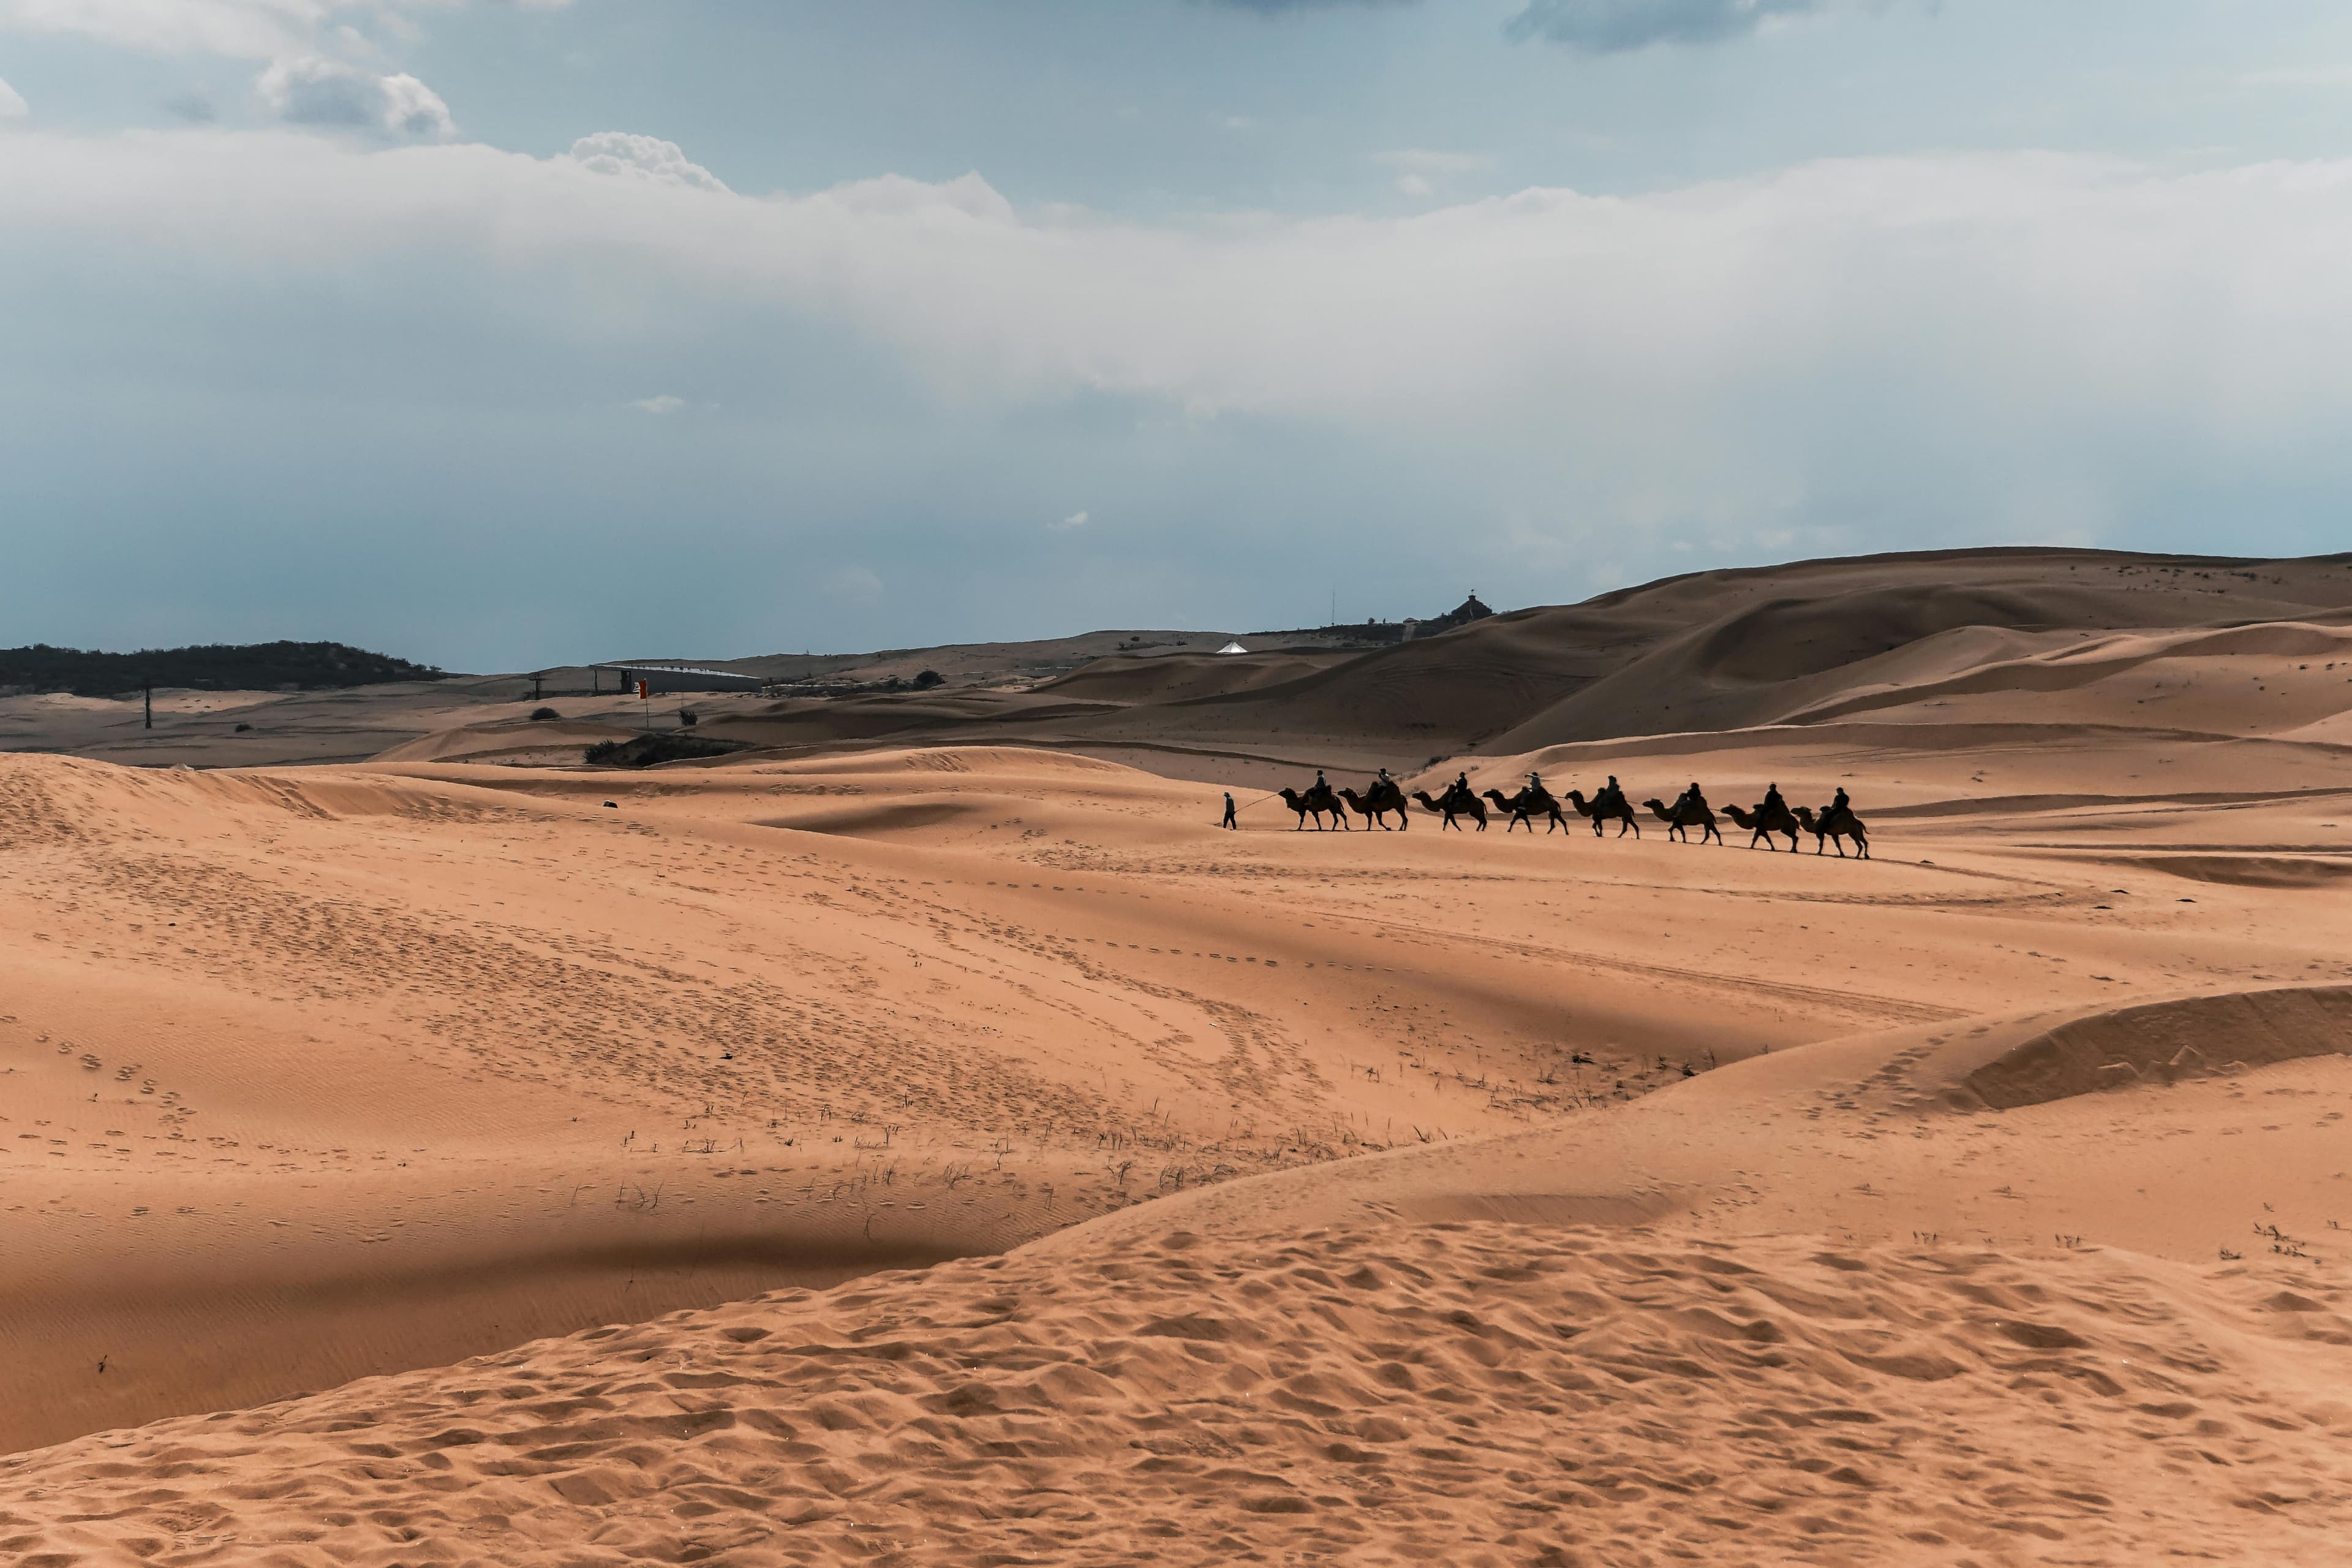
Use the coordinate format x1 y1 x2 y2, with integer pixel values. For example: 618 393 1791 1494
1216 641 1250 655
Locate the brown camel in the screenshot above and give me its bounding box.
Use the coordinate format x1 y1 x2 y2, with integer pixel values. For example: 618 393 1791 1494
1300 780 1351 831
1412 789 1487 831
1794 805 1871 859
1365 777 1411 825
1643 796 1723 845
1566 788 1640 839
1339 786 1409 831
1482 786 1569 834
1722 800 1801 851
1276 786 1345 832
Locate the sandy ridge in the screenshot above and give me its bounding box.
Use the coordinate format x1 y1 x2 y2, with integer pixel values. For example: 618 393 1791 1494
4 1221 2348 1566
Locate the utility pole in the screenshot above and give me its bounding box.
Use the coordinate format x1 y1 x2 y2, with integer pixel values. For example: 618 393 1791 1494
143 684 153 730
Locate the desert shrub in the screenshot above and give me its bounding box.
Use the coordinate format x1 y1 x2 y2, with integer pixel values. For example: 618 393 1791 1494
530 707 560 722
912 669 945 690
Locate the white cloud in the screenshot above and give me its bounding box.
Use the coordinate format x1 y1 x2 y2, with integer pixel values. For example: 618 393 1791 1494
0 0 326 56
2239 64 2352 89
825 565 884 604
1376 148 1490 175
630 394 685 414
1051 510 1090 530
820 170 1011 221
0 76 26 121
1376 148 1488 199
0 1 573 58
257 56 453 140
567 132 729 194
8 133 2352 562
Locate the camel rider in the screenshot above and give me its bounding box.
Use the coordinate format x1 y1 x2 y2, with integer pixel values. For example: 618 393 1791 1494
1762 782 1786 816
1679 781 1708 816
1596 774 1623 812
1447 771 1473 808
1526 772 1544 794
1823 786 1852 828
1314 769 1329 795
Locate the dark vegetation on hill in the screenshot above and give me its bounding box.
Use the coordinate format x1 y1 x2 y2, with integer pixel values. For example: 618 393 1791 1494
0 642 449 698
582 733 750 768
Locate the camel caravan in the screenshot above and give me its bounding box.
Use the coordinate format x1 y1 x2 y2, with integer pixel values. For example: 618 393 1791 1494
1273 769 1869 856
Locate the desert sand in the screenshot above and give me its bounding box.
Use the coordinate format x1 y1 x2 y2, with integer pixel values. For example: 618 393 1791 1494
4 548 2351 1563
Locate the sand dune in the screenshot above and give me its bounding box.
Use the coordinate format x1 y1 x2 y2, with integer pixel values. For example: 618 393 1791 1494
371 718 643 766
6 1219 2348 1566
7 548 2352 1562
645 550 2352 770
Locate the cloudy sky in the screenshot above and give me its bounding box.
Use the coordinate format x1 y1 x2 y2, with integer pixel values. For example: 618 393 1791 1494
7 2 2352 671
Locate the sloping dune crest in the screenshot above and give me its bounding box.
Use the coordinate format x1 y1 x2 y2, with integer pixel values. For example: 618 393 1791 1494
1953 985 2352 1109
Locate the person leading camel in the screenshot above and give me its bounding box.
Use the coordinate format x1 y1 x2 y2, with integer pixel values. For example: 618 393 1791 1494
1222 792 1237 830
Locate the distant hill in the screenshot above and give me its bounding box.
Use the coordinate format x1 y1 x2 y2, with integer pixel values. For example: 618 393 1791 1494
0 641 450 698
692 547 2352 766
